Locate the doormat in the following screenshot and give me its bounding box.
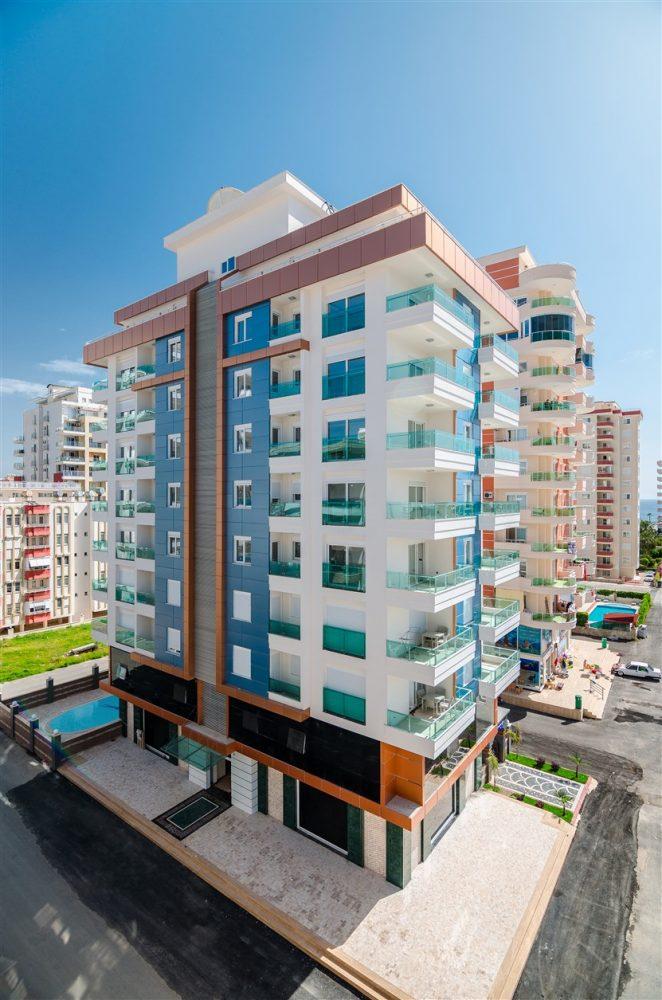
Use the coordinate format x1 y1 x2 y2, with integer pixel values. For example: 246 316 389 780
153 786 231 840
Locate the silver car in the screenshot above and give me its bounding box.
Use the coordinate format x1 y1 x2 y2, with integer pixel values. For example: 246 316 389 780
616 660 661 682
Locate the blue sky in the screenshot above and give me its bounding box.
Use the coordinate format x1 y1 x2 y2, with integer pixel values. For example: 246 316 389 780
1 1 660 493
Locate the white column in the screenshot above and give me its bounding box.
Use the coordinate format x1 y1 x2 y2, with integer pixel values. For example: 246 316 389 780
230 751 258 814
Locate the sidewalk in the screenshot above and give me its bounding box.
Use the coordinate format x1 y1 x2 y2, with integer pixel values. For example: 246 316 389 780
67 738 573 1000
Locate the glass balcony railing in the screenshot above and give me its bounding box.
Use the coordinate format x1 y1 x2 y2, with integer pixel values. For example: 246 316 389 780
136 500 156 514
115 502 135 518
115 626 135 647
322 499 365 526
322 304 365 338
135 635 155 654
136 545 155 560
386 626 474 668
531 507 576 518
269 560 301 578
91 460 107 471
92 617 108 633
136 408 156 423
530 365 574 378
116 370 137 391
322 371 365 399
268 619 301 640
115 542 135 561
530 471 575 481
531 401 575 413
386 500 476 521
269 440 301 458
92 578 108 592
387 564 475 594
92 378 108 392
531 329 575 345
323 624 366 659
479 551 520 570
268 677 301 700
475 598 520 628
479 501 520 516
323 687 366 724
475 333 518 361
116 413 136 433
91 500 108 511
481 390 519 412
269 380 301 399
386 284 475 331
480 646 520 683
386 429 476 456
481 444 519 463
269 500 301 518
92 539 108 551
136 364 156 380
137 590 155 606
137 454 155 468
387 686 475 741
531 296 575 309
90 420 107 432
116 459 135 475
269 318 301 341
531 541 570 552
386 357 477 392
531 577 576 588
322 562 365 592
322 435 365 462
116 584 136 604
531 436 574 447
531 611 576 624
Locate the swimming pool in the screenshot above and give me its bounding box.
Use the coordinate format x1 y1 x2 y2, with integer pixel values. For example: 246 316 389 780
588 602 637 626
48 695 120 735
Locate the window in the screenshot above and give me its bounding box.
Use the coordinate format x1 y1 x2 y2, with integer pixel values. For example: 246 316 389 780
234 423 252 453
221 255 236 275
293 540 301 560
167 531 181 557
234 481 252 508
167 336 182 364
168 483 182 508
233 590 251 622
167 628 181 655
463 480 473 503
234 536 251 564
167 433 182 460
234 368 252 398
232 645 251 679
233 311 252 345
515 297 528 307
167 579 181 606
167 384 182 411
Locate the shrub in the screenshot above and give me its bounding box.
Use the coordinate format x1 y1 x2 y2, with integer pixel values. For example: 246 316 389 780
576 611 588 627
536 756 545 769
551 761 560 772
535 800 544 809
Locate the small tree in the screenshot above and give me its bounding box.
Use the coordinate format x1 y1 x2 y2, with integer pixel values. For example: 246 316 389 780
505 723 521 750
487 748 500 788
555 788 572 818
569 752 582 779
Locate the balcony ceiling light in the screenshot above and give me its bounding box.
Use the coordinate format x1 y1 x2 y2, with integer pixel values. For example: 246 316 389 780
425 272 434 278
425 337 434 343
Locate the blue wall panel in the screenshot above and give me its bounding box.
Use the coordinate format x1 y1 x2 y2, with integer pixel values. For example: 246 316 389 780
223 300 270 359
155 330 185 376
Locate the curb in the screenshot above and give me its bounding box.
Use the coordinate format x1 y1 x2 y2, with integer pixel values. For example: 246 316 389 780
59 762 411 1000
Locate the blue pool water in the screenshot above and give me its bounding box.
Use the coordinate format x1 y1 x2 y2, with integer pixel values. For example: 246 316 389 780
588 603 637 626
48 695 120 734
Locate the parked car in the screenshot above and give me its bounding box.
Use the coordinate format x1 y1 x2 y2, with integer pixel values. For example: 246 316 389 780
636 624 648 638
643 572 654 584
616 661 661 682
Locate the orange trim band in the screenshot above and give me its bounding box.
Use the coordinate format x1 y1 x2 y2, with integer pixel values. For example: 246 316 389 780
218 682 310 722
100 680 192 727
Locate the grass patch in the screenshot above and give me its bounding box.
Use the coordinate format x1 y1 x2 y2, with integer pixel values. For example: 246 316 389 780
484 784 573 823
507 751 588 784
0 624 108 683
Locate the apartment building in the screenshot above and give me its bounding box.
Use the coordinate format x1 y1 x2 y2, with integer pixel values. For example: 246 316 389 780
0 480 99 634
584 402 642 581
658 460 662 530
84 173 523 886
477 248 595 691
13 384 107 490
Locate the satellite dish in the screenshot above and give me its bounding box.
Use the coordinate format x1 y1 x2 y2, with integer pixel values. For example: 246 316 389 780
207 186 244 212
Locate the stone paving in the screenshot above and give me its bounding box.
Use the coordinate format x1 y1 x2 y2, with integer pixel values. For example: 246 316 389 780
73 738 565 1000
496 760 583 809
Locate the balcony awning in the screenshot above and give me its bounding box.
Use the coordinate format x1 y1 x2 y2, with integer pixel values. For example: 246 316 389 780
161 735 225 770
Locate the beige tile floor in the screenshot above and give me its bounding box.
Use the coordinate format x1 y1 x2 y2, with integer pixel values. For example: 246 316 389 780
74 738 563 1000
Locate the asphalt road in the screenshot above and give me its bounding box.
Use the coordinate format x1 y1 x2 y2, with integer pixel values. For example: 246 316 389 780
0 737 358 1000
511 587 662 1000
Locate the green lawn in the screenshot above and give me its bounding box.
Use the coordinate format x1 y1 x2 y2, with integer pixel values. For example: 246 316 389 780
507 751 589 784
0 623 108 683
484 784 573 823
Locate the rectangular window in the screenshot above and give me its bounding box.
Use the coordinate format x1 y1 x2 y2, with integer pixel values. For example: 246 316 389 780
234 536 251 564
167 627 181 655
168 433 182 459
233 590 251 622
234 424 252 453
221 255 236 275
233 311 252 345
234 368 252 398
167 384 182 411
167 531 181 557
167 579 181 606
232 645 251 679
167 336 182 364
234 481 252 508
168 483 181 508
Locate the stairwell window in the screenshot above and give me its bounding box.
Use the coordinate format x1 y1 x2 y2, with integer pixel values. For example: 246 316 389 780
167 628 181 655
168 433 182 459
167 336 182 364
234 312 252 345
234 481 252 508
168 483 181 508
234 536 251 564
167 384 182 411
234 424 252 453
234 368 252 398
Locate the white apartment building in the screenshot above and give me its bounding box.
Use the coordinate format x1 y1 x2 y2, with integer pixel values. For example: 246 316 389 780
84 173 523 886
584 402 642 581
14 384 107 490
0 480 101 634
478 248 595 690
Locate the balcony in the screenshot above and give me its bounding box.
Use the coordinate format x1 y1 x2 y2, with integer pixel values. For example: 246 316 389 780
135 635 155 655
323 624 366 659
478 550 521 586
91 617 108 636
476 333 519 381
385 500 476 540
268 619 301 640
115 626 136 648
322 302 365 339
529 506 576 520
116 584 136 605
136 500 156 514
322 562 365 592
322 371 365 400
269 500 301 520
386 284 476 351
531 296 575 309
92 378 108 392
531 330 575 347
386 565 475 612
90 419 107 432
322 688 365 724
136 408 156 424
91 500 108 512
479 646 521 699
322 435 365 463
137 454 155 470
386 357 476 410
269 440 301 458
269 560 301 578
479 443 520 477
322 499 365 526
269 318 301 341
521 436 576 458
116 459 135 476
116 502 135 518
521 609 576 629
269 380 301 399
530 471 575 483
91 459 108 471
386 627 475 686
116 365 156 391
92 539 108 552
92 578 108 593
386 429 476 473
136 545 155 561
526 576 576 593
476 598 520 642
116 413 136 434
115 542 135 561
527 365 575 387
268 677 301 701
479 389 520 430
478 501 520 532
386 686 475 757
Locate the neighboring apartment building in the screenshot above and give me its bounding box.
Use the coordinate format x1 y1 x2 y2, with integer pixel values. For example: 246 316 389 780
0 480 99 634
84 172 524 886
584 402 642 581
658 460 662 530
477 248 595 691
13 384 107 490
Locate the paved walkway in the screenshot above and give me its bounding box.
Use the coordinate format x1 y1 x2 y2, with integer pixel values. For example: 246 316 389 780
73 738 568 1000
496 761 583 809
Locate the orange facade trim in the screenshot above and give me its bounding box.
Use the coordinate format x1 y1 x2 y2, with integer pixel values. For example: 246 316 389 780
484 257 521 291
100 680 192 728
83 306 189 367
130 370 186 391
218 683 310 723
114 271 209 324
220 337 310 369
381 743 425 806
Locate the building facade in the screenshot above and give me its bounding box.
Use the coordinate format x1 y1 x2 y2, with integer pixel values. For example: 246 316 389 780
0 480 99 634
13 384 107 490
584 402 642 581
477 248 596 690
85 173 523 885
